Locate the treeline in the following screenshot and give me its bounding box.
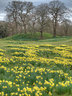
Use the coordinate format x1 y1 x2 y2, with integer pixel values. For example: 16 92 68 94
0 0 72 38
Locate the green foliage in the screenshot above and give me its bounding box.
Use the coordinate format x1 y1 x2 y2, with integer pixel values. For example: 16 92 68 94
0 24 8 38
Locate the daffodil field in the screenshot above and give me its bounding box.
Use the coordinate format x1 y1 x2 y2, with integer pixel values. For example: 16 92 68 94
0 42 72 96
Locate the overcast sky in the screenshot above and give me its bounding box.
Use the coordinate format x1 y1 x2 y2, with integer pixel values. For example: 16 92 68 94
0 0 72 21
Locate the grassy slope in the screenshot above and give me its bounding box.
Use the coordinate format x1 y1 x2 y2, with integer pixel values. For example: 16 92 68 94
5 33 53 41
0 34 72 96
0 33 72 48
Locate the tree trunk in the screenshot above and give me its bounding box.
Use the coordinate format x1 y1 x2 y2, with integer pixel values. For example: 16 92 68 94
33 22 35 33
23 23 27 34
14 18 18 34
40 29 43 39
53 25 56 37
24 24 27 34
15 22 18 34
53 19 57 37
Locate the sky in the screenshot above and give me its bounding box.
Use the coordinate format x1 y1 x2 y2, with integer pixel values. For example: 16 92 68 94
0 0 72 21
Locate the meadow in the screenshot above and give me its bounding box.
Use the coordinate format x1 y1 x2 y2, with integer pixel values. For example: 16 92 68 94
0 35 72 96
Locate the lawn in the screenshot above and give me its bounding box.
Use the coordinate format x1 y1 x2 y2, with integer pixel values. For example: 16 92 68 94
0 36 72 96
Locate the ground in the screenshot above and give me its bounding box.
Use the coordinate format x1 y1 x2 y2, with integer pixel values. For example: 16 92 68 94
0 36 72 96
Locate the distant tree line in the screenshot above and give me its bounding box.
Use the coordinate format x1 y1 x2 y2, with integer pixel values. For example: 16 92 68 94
0 0 72 38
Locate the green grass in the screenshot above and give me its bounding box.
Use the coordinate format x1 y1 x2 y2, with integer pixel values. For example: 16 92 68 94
0 34 72 96
1 34 72 48
5 32 53 41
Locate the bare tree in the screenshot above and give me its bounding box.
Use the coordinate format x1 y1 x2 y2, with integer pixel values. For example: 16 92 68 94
18 1 34 34
28 8 38 34
36 3 49 38
5 1 20 33
5 1 34 34
48 0 67 37
61 19 71 36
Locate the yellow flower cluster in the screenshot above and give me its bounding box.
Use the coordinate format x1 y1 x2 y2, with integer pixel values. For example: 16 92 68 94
0 44 72 95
